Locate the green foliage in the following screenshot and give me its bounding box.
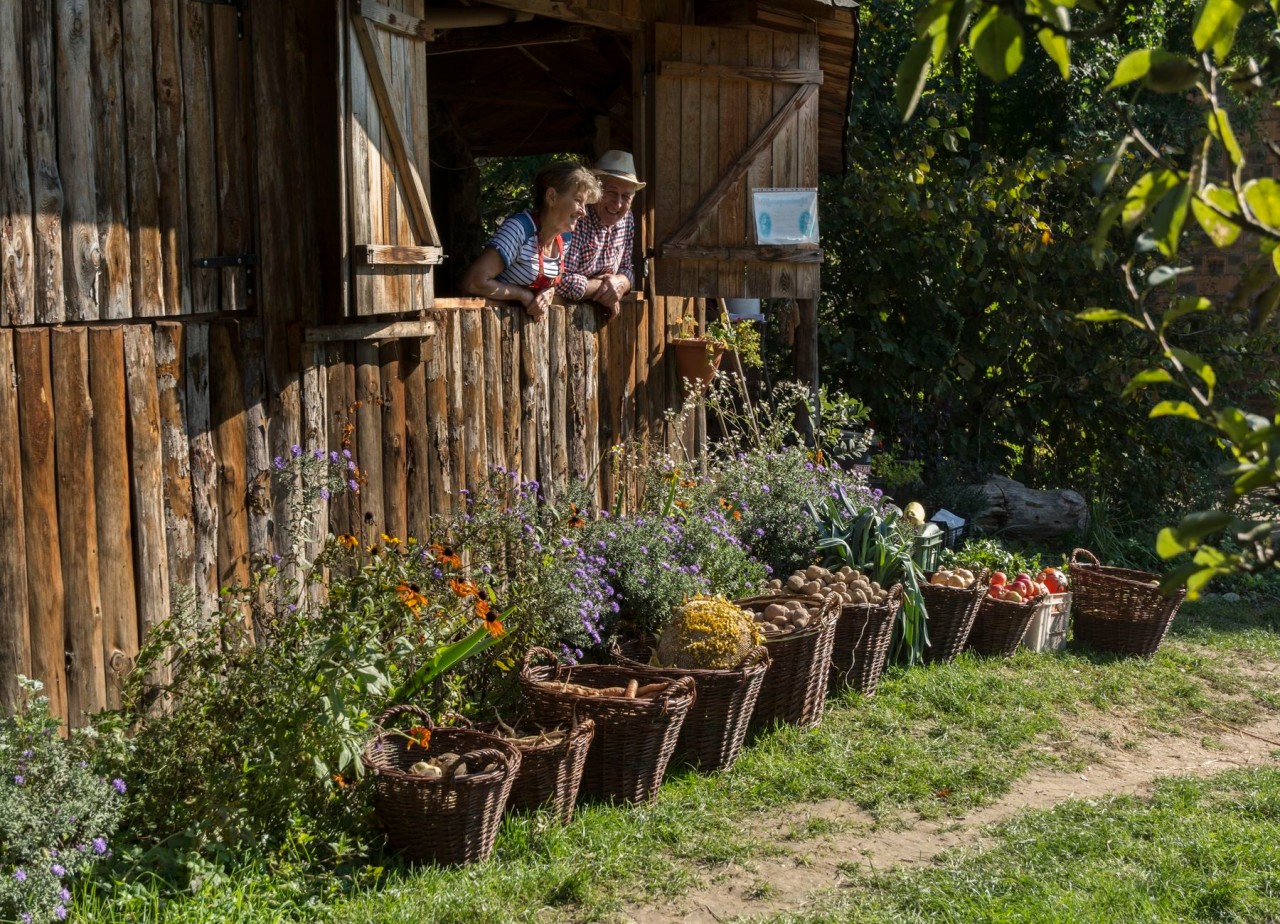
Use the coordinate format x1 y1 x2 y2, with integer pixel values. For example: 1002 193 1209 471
0 677 125 924
941 535 1047 576
870 449 926 492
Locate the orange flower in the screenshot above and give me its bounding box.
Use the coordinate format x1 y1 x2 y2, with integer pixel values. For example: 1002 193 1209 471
718 497 729 509
483 613 506 638
449 578 478 598
474 598 491 618
732 509 742 521
681 479 697 488
397 582 428 612
674 500 689 509
336 534 358 549
568 504 585 529
408 726 432 751
332 773 350 789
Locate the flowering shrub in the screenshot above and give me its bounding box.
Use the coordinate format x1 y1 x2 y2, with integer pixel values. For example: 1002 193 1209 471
1 678 124 923
587 507 766 641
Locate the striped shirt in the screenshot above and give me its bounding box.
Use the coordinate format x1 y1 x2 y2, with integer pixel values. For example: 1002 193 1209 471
556 206 635 302
487 211 564 287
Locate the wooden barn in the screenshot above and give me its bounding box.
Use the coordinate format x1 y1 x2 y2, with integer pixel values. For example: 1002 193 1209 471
0 0 858 723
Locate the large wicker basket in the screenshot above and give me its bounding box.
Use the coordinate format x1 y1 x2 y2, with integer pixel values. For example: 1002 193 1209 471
734 593 840 730
968 593 1039 658
518 648 696 804
829 584 903 696
452 714 596 823
1069 549 1187 658
613 641 770 772
919 571 988 664
361 705 521 866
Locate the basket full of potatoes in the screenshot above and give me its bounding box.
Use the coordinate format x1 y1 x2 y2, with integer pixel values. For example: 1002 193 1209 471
918 568 989 663
734 590 841 729
765 563 894 609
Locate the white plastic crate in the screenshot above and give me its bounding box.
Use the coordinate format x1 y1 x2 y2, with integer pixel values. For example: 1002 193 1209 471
1022 592 1072 652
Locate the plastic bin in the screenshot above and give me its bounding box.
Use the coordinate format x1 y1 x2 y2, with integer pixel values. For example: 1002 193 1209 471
1022 592 1072 652
912 524 944 572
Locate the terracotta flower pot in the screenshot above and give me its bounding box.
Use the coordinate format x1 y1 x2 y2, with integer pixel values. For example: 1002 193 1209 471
670 338 725 386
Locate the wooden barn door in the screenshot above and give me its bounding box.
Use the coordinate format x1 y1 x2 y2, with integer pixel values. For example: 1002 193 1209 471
651 23 821 299
345 0 441 315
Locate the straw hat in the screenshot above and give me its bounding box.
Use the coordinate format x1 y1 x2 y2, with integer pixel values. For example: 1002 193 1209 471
590 150 646 190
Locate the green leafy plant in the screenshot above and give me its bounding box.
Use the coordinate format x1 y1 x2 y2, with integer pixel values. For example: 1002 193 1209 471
941 536 1046 578
1 677 125 924
871 449 926 493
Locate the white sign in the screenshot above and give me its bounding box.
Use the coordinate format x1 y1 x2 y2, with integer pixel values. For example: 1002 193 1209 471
752 188 819 245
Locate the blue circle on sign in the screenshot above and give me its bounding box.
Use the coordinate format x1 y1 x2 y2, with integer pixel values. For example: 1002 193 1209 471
798 210 813 237
757 212 772 239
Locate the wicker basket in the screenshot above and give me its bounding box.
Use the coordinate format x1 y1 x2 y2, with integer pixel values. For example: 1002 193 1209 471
919 571 988 664
968 593 1039 658
829 584 903 696
734 593 840 730
450 714 596 823
518 648 696 804
360 705 521 866
1069 549 1187 658
612 641 770 772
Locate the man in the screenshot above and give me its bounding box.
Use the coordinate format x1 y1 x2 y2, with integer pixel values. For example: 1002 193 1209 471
556 150 643 318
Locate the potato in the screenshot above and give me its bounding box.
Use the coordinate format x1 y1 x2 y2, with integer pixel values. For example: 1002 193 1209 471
851 589 869 604
791 614 811 630
410 761 442 779
767 578 783 590
804 564 824 581
802 580 823 596
786 574 806 592
771 614 790 628
764 603 789 622
870 581 882 594
760 622 779 635
840 591 853 604
830 581 848 593
435 752 467 776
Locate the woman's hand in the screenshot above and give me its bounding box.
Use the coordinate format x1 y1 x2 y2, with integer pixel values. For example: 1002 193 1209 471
523 287 554 321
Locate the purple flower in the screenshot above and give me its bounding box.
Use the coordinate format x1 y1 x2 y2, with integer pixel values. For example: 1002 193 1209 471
92 837 108 855
760 484 771 493
54 906 67 921
330 451 340 463
290 444 303 458
20 749 31 759
273 456 286 471
348 479 360 492
271 553 282 564
319 487 331 501
22 914 31 923
13 869 26 882
111 777 127 795
59 888 70 902
313 447 325 460
12 775 22 785
342 448 352 459
51 863 65 877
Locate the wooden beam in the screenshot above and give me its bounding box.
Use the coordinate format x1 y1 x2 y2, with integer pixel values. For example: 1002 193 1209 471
353 0 432 41
304 319 438 342
427 21 592 55
354 243 444 265
663 82 817 248
659 61 823 85
475 0 642 32
350 14 441 247
661 243 823 263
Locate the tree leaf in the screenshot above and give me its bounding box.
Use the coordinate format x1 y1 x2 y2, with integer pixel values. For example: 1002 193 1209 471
1076 307 1145 328
1092 136 1132 195
1149 180 1191 256
1146 264 1191 288
1032 0 1072 79
1207 108 1243 166
1161 296 1212 328
1144 55 1201 93
969 7 1025 82
896 37 934 122
1122 169 1180 230
1192 0 1248 61
1169 346 1216 393
1108 49 1155 89
1150 400 1202 420
1191 184 1242 247
1121 368 1174 398
1172 509 1234 545
1243 177 1280 231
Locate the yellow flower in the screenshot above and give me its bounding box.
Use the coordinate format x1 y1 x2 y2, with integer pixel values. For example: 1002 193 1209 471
449 578 478 598
337 534 358 549
397 582 428 612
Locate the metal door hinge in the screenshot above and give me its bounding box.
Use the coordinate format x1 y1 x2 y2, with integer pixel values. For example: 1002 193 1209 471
192 253 258 299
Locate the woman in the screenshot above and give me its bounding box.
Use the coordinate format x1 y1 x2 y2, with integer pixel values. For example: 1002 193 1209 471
462 163 602 320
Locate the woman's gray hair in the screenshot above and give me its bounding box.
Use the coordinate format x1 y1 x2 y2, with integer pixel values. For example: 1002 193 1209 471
533 162 602 213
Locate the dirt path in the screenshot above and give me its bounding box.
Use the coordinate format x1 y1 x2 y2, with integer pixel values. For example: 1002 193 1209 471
621 711 1280 924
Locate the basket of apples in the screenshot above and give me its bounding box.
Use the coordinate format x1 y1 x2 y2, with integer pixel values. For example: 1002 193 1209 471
969 568 1068 658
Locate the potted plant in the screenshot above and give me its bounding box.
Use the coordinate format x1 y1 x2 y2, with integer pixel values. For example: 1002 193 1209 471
669 313 762 386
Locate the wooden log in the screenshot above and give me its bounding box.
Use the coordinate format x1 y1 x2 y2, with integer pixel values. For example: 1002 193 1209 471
633 297 651 497
183 323 219 620
446 310 466 509
208 323 250 595
380 340 407 540
769 34 800 298
461 308 486 493
180 0 219 315
566 306 588 484
794 33 821 300
14 329 68 722
534 314 552 499
123 327 170 687
425 311 453 519
90 0 132 321
25 0 67 324
0 2 35 327
55 0 102 322
519 312 540 486
500 305 522 477
121 0 165 316
483 307 505 479
971 477 1090 541
301 342 329 564
745 30 774 297
324 342 356 538
597 308 615 508
582 306 601 505
355 341 385 533
239 321 272 567
154 323 194 592
403 337 431 540
88 327 139 709
152 0 189 314
548 306 569 489
51 328 106 723
210 2 251 313
0 331 31 713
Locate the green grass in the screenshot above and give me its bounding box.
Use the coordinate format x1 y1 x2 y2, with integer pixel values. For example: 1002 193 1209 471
780 767 1280 923
77 600 1280 923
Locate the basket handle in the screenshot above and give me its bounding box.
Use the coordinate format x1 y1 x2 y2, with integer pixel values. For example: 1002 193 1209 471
447 747 513 784
566 717 596 744
373 703 434 730
440 710 473 728
655 675 696 712
1070 548 1100 566
521 646 562 675
736 645 770 669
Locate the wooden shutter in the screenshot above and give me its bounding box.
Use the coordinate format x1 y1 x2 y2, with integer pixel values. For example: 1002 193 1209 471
652 23 821 299
346 0 442 316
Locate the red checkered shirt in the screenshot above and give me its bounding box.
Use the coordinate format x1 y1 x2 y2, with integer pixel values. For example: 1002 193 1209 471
555 205 635 302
